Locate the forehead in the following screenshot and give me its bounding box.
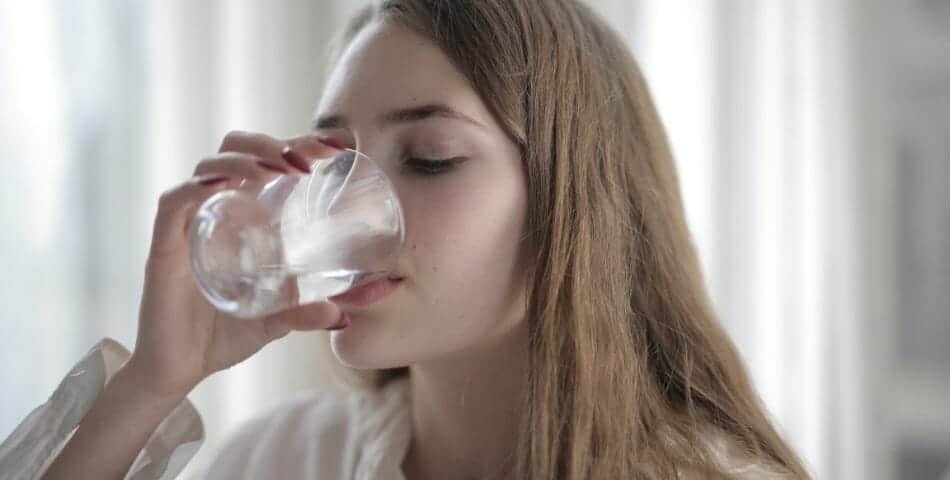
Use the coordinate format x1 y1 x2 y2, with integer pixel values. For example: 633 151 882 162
316 19 493 128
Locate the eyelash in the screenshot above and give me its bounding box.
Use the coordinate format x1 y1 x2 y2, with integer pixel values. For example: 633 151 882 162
319 150 461 177
403 156 462 176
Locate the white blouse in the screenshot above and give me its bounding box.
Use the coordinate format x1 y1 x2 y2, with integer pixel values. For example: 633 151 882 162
0 338 412 480
0 339 793 479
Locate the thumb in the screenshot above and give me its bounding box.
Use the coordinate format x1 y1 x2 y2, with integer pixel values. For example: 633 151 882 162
263 300 343 335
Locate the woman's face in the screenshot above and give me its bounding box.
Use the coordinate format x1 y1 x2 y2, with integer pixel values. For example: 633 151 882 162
315 19 529 369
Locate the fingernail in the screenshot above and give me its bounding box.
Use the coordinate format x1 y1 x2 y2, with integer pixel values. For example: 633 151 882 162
257 160 289 174
281 146 312 174
197 174 230 186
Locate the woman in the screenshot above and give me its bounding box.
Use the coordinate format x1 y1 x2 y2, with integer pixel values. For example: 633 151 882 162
4 1 809 478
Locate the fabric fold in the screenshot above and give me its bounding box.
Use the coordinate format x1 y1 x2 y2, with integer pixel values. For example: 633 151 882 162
0 338 205 480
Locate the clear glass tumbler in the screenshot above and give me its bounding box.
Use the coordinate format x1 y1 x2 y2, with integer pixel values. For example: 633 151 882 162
188 148 404 318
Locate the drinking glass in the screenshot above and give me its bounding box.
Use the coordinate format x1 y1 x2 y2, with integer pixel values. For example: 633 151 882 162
188 148 404 318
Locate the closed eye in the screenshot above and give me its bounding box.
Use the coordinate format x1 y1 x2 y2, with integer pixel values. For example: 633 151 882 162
404 157 465 175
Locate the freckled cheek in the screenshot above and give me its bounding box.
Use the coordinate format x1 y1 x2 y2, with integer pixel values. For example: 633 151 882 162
400 186 508 280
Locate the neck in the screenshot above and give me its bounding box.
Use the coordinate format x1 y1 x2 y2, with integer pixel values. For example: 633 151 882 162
402 320 529 480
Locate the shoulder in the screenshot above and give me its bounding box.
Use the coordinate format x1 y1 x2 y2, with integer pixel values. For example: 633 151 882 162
204 378 409 479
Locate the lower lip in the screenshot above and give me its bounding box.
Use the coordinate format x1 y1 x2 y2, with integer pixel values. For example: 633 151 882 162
328 277 403 307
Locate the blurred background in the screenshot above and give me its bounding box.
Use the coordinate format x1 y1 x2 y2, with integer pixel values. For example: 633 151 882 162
0 0 947 478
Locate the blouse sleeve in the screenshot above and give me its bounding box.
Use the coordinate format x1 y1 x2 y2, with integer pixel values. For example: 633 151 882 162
0 338 205 480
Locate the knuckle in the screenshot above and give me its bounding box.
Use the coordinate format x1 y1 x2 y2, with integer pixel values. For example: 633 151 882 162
158 187 177 205
155 193 175 222
219 129 249 152
156 189 185 218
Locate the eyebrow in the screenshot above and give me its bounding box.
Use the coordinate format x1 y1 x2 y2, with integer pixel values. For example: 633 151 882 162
312 103 485 131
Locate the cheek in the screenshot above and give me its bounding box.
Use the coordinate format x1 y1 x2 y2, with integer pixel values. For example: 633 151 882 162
330 161 528 369
400 170 526 311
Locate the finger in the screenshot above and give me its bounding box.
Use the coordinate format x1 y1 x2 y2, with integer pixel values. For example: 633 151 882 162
218 130 312 175
148 174 239 262
239 295 342 347
218 130 285 157
286 133 343 156
260 318 292 342
281 133 352 175
263 300 343 332
194 151 298 180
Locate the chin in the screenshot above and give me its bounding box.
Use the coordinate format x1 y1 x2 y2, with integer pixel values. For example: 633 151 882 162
329 319 409 370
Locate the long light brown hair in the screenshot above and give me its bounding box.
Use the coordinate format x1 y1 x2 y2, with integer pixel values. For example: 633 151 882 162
322 1 810 478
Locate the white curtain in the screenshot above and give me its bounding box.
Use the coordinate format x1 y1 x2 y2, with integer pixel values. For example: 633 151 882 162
0 1 897 478
608 2 883 478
